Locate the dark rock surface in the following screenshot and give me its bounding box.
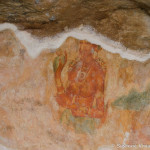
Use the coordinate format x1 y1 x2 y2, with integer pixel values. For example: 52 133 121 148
0 0 150 52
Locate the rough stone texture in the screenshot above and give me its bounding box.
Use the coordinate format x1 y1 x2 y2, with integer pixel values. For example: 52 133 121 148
0 0 150 52
0 29 150 150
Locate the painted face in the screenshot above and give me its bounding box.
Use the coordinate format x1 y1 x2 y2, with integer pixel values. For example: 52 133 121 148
79 41 94 60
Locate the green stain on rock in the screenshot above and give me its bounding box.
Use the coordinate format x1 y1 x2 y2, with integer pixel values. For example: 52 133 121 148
112 87 150 111
60 109 100 134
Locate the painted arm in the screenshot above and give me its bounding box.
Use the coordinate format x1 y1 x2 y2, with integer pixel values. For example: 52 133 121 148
54 51 67 93
54 52 77 109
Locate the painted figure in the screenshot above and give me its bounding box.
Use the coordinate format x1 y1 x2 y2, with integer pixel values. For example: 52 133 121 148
54 41 107 122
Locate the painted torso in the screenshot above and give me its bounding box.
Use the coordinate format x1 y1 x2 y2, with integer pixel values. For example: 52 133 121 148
66 60 104 108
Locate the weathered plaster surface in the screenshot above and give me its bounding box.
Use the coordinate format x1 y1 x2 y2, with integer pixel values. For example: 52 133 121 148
0 29 150 150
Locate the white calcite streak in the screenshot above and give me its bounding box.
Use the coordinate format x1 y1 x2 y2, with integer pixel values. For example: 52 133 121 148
0 23 150 62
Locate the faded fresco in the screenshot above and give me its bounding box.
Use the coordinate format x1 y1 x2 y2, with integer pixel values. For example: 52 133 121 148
0 29 150 150
53 41 107 134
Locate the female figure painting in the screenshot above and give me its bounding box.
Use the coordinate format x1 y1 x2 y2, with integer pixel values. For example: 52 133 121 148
53 40 107 132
